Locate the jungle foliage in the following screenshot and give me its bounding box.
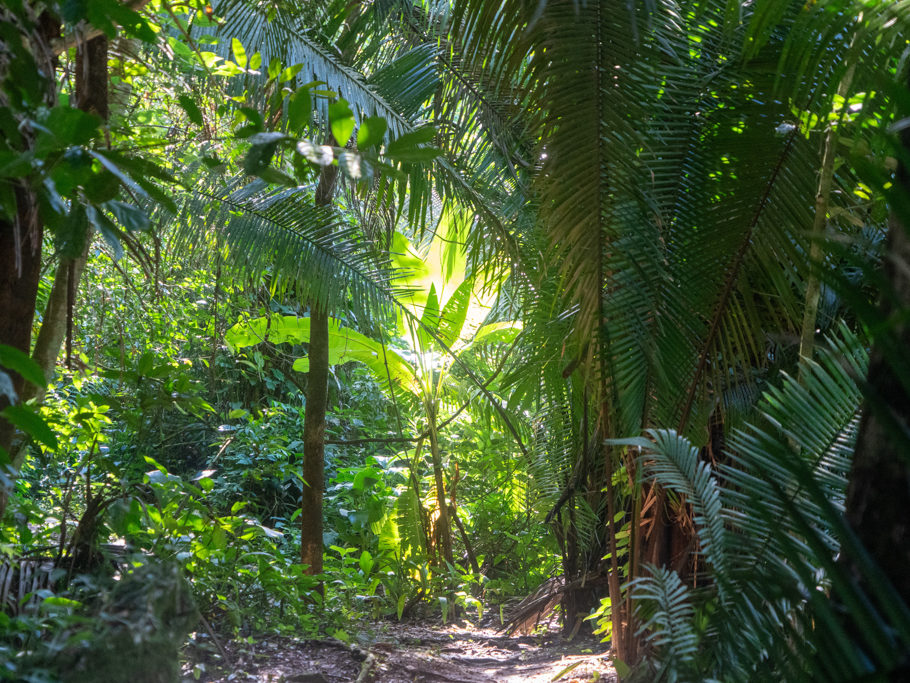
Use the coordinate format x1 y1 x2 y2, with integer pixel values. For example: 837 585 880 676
0 0 909 681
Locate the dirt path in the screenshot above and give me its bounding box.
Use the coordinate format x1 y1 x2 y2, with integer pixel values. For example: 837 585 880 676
192 623 616 682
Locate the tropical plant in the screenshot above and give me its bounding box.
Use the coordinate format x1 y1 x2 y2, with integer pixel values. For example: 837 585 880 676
225 225 521 575
450 0 909 659
616 326 910 681
3 1 910 680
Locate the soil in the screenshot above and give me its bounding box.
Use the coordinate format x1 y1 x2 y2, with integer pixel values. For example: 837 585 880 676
188 622 616 682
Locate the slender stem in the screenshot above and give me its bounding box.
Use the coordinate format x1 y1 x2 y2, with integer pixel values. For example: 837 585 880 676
798 63 856 379
426 402 454 567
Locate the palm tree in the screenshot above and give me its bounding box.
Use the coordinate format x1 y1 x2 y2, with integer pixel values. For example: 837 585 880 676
168 0 527 575
451 0 910 662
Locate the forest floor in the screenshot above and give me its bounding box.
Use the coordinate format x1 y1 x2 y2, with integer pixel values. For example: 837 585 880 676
189 620 616 682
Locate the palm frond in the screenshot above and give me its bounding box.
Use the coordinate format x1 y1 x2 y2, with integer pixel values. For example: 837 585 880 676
622 326 910 680
170 181 400 319
631 565 699 675
205 0 522 272
613 430 729 600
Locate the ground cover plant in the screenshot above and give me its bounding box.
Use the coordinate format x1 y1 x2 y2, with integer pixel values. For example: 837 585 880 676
0 1 909 681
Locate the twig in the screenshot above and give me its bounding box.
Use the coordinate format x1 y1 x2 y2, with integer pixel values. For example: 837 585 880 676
196 610 232 665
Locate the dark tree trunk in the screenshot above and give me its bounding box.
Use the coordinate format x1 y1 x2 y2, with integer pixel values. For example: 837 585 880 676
843 111 910 610
0 190 44 453
300 144 338 576
0 8 60 468
75 36 109 120
7 34 107 480
426 402 454 567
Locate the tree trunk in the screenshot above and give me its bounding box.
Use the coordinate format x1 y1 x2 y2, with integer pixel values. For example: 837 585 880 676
9 35 107 471
0 8 60 518
300 304 329 575
842 100 910 617
0 190 44 453
299 143 338 575
24 250 89 401
29 33 108 388
798 64 854 377
426 402 453 567
75 35 109 120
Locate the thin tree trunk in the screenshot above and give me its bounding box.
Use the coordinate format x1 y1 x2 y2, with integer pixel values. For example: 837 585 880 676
601 406 629 662
300 142 338 576
75 34 109 120
25 250 89 397
426 402 453 567
0 190 44 452
798 65 854 375
451 507 480 575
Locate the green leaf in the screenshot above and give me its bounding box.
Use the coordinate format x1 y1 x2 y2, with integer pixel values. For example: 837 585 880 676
211 525 227 550
359 550 374 575
329 99 355 145
288 87 312 133
338 150 368 180
137 350 155 375
244 132 287 175
82 168 120 204
37 106 100 151
0 345 44 388
472 321 522 345
438 279 473 348
86 0 156 42
178 94 204 127
1 404 57 449
357 116 387 149
267 57 282 81
296 140 333 166
231 38 247 69
237 107 264 134
386 147 440 163
41 596 82 609
88 151 147 199
106 200 151 232
280 64 303 83
228 316 418 394
386 126 438 162
88 207 124 261
256 166 296 186
102 152 178 213
353 467 380 491
417 284 440 352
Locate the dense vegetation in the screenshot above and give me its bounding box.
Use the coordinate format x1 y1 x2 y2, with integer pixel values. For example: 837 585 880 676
1 0 909 680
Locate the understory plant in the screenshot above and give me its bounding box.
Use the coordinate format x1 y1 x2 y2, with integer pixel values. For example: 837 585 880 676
608 328 910 681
